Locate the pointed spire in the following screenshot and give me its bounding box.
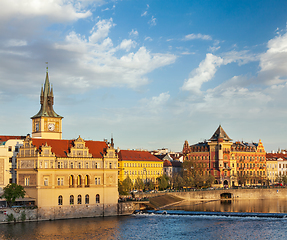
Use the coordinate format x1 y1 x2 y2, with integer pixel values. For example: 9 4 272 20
209 125 232 142
31 68 63 119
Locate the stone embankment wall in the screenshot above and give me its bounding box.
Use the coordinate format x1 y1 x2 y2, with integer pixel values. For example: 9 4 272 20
136 188 287 201
0 203 130 224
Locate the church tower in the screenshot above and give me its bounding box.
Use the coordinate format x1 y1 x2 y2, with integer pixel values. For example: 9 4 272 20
31 68 63 139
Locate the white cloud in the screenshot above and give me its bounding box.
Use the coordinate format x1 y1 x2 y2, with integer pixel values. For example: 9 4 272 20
52 18 176 90
258 31 287 85
119 39 136 52
0 0 93 23
89 18 115 43
149 16 157 26
140 92 170 113
184 33 212 41
141 11 147 17
5 39 27 47
182 53 223 92
144 37 152 41
129 29 139 37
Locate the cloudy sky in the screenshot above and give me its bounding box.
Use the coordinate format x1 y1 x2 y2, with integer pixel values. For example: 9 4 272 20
1 0 287 152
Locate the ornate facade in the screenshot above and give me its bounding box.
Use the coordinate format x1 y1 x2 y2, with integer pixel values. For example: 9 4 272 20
183 126 267 187
16 71 118 218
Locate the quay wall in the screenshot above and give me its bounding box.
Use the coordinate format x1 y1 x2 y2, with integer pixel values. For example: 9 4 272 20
136 188 287 200
0 203 129 224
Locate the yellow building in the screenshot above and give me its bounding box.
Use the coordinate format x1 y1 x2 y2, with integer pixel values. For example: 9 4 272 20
118 150 163 184
16 70 118 218
266 153 279 185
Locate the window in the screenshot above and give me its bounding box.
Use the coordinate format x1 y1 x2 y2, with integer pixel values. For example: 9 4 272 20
44 177 48 186
70 162 74 169
25 177 30 186
70 195 74 205
8 146 12 152
77 175 81 186
96 194 100 203
77 195 82 204
85 194 89 204
58 162 63 168
78 162 81 169
109 163 112 169
58 195 63 205
95 162 98 169
86 162 89 168
15 146 19 152
44 161 48 168
85 175 89 186
69 175 74 186
9 157 12 163
95 177 101 185
57 177 64 186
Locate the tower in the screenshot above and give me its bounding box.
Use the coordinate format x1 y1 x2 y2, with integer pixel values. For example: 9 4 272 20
31 69 63 139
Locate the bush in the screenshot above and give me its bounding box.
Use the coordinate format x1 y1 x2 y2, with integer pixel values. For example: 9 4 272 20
7 213 14 222
20 211 26 222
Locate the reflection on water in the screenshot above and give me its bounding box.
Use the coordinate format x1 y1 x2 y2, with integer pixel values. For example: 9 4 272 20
165 199 287 213
1 200 287 240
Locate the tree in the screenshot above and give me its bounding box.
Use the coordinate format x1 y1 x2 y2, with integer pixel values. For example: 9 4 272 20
205 174 215 187
134 177 145 191
172 173 185 190
157 175 169 190
118 175 133 195
1 183 26 207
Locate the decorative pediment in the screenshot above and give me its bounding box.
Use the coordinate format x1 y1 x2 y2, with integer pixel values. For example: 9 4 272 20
67 136 92 158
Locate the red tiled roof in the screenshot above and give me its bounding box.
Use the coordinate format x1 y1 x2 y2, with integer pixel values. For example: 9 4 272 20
0 135 26 143
163 160 172 167
31 138 107 158
266 153 287 161
118 150 163 162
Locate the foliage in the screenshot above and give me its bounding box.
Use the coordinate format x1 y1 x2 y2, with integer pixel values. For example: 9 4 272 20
171 174 185 190
1 183 26 207
20 211 26 222
157 175 169 190
7 213 15 222
145 181 155 190
193 173 204 188
118 175 133 195
134 177 145 191
205 174 215 187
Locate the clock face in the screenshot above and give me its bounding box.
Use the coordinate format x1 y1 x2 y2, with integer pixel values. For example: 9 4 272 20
48 123 55 131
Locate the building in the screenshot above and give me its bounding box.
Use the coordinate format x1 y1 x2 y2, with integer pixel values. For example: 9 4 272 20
0 136 25 190
118 150 163 184
15 70 118 218
266 153 279 184
183 125 267 187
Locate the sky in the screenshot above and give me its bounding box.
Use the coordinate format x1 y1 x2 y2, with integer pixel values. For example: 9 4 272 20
1 0 287 153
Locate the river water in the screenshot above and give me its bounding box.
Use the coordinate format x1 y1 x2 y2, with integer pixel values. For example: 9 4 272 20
0 199 287 239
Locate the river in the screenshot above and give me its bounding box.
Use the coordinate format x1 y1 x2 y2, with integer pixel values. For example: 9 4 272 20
0 199 287 239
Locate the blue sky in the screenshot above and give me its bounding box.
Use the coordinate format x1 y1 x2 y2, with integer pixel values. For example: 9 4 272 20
1 0 287 152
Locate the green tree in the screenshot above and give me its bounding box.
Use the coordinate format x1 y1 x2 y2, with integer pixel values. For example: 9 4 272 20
172 173 185 190
205 174 215 187
157 175 168 190
1 183 26 207
118 176 133 195
134 177 145 191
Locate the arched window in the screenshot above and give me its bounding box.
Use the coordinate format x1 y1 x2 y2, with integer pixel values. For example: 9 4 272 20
77 195 82 204
70 162 74 169
86 162 89 168
78 162 81 169
96 194 100 203
77 175 81 186
85 194 89 204
70 195 74 205
109 162 112 169
85 175 89 187
58 195 63 205
69 175 74 187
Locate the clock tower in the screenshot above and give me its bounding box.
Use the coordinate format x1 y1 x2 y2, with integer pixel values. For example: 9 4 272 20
31 69 63 139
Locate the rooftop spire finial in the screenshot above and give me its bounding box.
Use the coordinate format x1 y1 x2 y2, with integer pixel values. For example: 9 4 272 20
45 62 48 73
